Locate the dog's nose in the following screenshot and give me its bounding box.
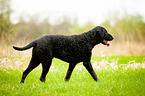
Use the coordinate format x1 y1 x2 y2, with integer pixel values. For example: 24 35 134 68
112 37 114 39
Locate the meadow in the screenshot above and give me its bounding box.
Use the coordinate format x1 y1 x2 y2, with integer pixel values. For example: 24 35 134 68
0 56 145 96
1 1 145 95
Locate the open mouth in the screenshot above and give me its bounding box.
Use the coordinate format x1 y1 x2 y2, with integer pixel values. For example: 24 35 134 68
103 40 110 47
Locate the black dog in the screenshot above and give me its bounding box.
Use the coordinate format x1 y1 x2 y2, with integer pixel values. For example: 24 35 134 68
13 26 114 83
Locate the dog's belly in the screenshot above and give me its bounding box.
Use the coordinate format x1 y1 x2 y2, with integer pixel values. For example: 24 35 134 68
54 52 83 64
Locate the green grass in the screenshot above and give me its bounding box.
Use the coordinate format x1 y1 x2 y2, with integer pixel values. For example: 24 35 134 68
92 56 145 64
0 56 145 96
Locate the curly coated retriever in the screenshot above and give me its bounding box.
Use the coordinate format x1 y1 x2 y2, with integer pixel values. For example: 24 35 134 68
13 26 114 83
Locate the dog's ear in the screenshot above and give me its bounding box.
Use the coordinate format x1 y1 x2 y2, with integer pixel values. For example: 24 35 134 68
97 27 104 37
92 26 105 37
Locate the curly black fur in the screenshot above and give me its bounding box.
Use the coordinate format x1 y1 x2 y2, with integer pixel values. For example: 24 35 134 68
13 26 114 83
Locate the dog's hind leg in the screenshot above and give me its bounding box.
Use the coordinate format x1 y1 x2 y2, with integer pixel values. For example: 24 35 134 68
40 58 52 82
65 63 76 81
20 55 40 83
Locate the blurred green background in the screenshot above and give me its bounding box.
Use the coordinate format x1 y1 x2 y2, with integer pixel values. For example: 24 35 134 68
0 0 145 56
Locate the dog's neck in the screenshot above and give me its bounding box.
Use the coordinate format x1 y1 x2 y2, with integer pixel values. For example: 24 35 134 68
82 31 101 47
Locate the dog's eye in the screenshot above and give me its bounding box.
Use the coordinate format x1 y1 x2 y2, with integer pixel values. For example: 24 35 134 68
104 33 107 36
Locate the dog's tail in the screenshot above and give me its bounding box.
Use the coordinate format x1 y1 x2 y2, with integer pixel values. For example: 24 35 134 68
13 41 37 51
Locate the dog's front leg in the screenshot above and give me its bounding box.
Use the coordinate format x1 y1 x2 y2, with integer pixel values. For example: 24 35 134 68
83 61 98 82
65 63 76 81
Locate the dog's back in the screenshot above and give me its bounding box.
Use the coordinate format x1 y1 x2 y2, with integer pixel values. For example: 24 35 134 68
31 34 91 63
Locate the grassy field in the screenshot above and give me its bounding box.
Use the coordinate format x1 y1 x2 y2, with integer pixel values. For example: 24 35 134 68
0 56 145 96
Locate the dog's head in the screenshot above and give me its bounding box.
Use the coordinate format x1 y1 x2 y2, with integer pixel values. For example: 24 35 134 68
92 26 114 47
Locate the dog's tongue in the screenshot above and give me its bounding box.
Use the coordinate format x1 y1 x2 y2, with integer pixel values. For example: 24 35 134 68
104 40 110 47
107 43 110 47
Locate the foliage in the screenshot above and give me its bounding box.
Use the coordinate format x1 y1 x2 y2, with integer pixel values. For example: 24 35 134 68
14 15 95 43
0 0 145 55
102 14 145 43
13 13 145 44
0 0 14 44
